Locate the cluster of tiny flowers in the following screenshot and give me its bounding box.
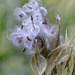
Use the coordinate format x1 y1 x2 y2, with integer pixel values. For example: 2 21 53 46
8 0 64 55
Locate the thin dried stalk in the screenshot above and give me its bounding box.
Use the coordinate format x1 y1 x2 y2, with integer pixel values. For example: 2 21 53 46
72 56 75 75
65 29 69 54
45 41 69 75
51 66 57 75
64 49 72 75
51 14 60 75
57 63 62 75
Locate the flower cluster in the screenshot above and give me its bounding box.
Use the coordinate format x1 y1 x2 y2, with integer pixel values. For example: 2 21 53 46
8 0 64 55
7 0 75 75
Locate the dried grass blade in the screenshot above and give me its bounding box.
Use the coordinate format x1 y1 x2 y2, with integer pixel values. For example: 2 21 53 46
45 37 74 75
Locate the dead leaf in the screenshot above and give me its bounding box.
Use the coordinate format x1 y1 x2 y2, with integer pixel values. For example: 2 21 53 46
57 54 70 65
56 51 72 75
57 64 62 75
64 49 72 75
30 53 47 75
30 42 47 75
45 38 74 75
72 56 75 75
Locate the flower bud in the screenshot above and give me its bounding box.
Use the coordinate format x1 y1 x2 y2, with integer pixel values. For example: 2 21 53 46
56 14 61 21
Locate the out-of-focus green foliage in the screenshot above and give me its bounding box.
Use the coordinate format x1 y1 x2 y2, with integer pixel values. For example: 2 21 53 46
0 0 75 75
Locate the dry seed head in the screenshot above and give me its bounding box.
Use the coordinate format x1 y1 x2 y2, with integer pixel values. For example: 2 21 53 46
7 0 64 56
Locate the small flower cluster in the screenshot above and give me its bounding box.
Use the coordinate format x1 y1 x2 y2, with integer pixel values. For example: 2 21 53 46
8 0 64 55
7 0 75 75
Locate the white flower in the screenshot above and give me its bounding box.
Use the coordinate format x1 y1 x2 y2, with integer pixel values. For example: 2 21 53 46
22 17 32 27
23 0 39 13
8 0 65 56
29 0 39 8
31 25 40 36
40 7 47 16
14 7 27 21
32 10 44 25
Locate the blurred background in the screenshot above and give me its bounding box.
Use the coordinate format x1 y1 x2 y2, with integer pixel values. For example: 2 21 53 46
0 0 75 75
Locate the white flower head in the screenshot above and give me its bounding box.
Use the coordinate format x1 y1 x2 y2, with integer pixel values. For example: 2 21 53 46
29 0 39 8
23 0 39 13
40 7 47 16
31 25 40 36
22 17 32 27
32 10 44 25
8 0 65 56
14 7 27 21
